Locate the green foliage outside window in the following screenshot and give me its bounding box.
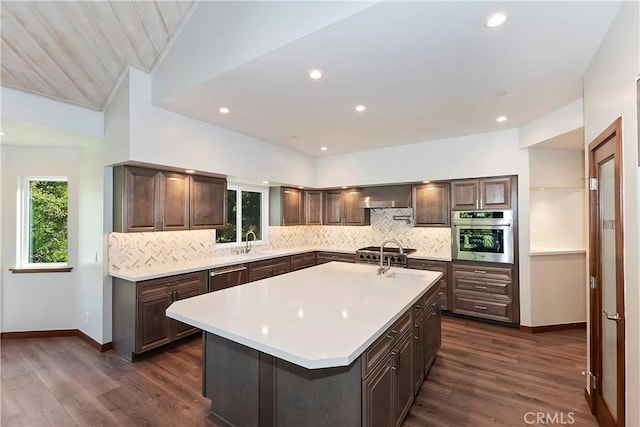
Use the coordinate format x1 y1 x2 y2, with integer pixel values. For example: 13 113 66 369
215 189 262 244
216 189 238 243
29 180 68 263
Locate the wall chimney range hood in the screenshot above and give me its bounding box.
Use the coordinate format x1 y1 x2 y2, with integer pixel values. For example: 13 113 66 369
359 185 412 208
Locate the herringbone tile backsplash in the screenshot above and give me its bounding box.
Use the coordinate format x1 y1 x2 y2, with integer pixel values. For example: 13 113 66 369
109 209 451 271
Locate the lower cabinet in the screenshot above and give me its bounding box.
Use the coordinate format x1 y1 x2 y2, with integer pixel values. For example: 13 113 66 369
248 256 291 281
315 251 356 264
290 252 316 271
407 259 450 310
412 285 441 396
113 270 207 360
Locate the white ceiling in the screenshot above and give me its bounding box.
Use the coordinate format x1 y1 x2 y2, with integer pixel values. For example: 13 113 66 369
1 1 622 156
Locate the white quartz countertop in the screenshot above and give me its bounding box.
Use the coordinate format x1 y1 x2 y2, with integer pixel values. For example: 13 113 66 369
109 245 451 281
166 262 442 369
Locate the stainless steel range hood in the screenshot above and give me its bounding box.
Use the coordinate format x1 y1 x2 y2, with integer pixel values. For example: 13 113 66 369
359 185 412 208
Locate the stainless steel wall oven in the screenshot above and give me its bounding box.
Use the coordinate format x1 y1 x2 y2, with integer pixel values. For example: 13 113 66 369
452 210 514 264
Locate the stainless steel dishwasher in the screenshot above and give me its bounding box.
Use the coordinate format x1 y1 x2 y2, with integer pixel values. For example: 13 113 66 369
209 264 248 292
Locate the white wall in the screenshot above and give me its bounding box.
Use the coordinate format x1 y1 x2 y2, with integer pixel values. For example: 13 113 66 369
1 145 80 331
518 99 584 149
583 1 639 424
129 69 316 187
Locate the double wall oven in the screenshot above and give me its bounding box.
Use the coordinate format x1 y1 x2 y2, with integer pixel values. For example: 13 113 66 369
452 210 514 264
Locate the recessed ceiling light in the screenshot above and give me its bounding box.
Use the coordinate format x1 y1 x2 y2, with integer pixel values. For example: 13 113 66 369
309 69 323 80
485 12 508 28
341 186 348 189
262 180 269 184
219 107 230 114
496 90 508 97
185 169 195 174
496 116 508 123
422 180 430 184
355 105 367 112
320 146 328 151
298 186 305 189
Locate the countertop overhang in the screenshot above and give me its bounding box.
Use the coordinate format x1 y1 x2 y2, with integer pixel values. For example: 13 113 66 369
166 262 442 370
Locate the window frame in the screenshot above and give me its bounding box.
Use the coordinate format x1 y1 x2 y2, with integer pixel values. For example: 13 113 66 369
16 176 69 269
215 183 269 248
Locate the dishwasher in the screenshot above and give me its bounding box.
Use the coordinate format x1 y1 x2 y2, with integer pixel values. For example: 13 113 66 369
209 264 248 292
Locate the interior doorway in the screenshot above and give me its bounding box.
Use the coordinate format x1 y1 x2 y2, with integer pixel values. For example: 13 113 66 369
586 117 625 427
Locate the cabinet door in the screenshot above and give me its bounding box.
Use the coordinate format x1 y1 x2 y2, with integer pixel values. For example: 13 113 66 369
363 355 395 427
291 252 316 271
479 177 511 209
173 285 203 339
124 166 160 232
395 332 414 426
413 183 450 227
323 190 344 225
451 180 479 210
315 252 356 264
282 187 304 226
412 313 425 394
248 257 291 282
160 172 190 231
137 291 173 353
189 175 227 229
425 297 441 373
343 189 369 226
406 260 450 310
304 190 323 225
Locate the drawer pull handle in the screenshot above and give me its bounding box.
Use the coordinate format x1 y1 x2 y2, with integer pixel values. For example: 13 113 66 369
386 334 394 340
474 285 487 290
391 329 398 334
474 270 487 274
474 305 488 310
414 335 419 340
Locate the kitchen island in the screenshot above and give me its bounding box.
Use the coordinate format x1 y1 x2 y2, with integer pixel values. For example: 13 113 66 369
167 262 442 427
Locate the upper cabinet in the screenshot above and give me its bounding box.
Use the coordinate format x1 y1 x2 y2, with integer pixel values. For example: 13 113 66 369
304 190 323 225
269 187 305 226
114 165 227 232
451 176 513 210
189 175 227 229
412 182 450 227
323 188 370 226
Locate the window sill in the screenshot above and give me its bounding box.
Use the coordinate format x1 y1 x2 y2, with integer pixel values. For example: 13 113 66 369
9 267 73 274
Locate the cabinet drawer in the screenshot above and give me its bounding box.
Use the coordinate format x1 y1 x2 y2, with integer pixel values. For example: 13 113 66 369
407 259 448 275
315 252 355 264
453 277 511 296
452 264 512 282
362 310 411 378
137 271 205 297
249 256 291 281
452 294 512 323
291 252 316 271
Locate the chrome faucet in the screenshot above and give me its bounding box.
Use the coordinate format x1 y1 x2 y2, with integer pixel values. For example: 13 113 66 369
245 230 257 253
377 239 404 275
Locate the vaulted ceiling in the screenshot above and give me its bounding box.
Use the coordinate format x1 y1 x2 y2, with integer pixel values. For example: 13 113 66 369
0 0 194 110
0 1 623 155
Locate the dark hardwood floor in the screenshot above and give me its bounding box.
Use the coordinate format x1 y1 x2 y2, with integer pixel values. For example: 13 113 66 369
1 316 597 426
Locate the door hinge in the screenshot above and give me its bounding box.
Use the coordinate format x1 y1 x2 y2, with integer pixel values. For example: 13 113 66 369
589 177 598 191
590 276 597 290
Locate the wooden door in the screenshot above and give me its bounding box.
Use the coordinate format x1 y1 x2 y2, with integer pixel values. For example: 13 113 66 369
479 177 511 209
124 166 160 232
323 190 344 225
451 180 479 210
282 187 304 226
363 355 395 427
160 172 190 231
137 291 173 352
587 118 625 427
412 183 450 226
189 175 227 229
395 332 414 426
304 190 323 225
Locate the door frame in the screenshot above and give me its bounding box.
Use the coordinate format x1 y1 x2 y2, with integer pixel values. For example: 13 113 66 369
586 117 625 426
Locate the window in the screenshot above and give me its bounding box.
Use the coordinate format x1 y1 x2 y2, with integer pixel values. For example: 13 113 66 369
17 177 69 267
216 184 269 246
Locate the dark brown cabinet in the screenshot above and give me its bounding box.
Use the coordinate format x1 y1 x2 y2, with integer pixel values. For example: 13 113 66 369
412 285 441 396
189 175 227 229
315 251 356 264
113 270 207 360
451 176 512 210
451 262 518 324
412 182 450 227
323 189 370 226
407 259 450 310
304 190 323 225
209 264 248 292
424 291 441 373
291 252 316 271
248 256 291 281
269 187 304 226
114 165 227 232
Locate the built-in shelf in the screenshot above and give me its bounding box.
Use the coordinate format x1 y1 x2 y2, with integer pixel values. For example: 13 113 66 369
529 248 586 256
530 186 584 191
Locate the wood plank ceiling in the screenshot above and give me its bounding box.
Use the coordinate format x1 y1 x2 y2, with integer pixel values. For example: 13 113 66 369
0 1 194 111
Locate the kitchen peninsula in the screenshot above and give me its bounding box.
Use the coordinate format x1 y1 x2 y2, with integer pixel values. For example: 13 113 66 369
167 262 442 427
